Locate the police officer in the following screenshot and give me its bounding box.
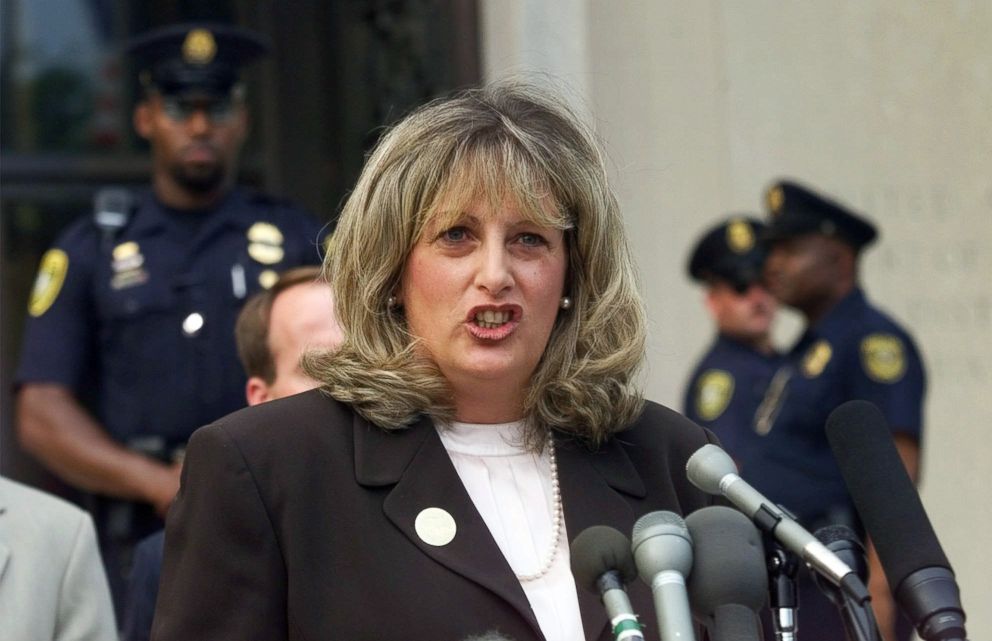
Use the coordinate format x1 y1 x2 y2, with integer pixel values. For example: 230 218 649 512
14 23 326 610
755 179 925 641
682 216 781 466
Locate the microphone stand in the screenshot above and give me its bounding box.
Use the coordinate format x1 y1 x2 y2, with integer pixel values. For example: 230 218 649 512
767 543 799 641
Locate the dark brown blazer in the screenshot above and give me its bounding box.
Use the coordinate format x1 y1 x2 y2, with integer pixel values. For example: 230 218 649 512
151 389 719 641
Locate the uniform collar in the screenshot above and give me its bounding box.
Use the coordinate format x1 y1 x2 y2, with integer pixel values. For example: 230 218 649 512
715 333 779 361
127 187 254 238
810 287 867 337
793 287 868 354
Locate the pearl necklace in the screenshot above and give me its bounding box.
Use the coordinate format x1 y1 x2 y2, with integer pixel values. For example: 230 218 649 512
516 433 563 582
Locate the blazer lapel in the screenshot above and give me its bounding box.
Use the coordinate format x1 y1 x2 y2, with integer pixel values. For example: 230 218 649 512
555 433 647 641
354 414 542 638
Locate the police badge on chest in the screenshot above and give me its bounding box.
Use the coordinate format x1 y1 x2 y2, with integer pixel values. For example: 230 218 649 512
110 241 150 290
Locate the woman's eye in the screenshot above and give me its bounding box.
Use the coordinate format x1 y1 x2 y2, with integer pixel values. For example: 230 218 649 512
518 233 546 247
440 227 468 243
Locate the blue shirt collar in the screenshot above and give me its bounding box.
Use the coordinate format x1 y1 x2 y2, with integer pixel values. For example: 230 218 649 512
127 187 251 238
715 333 780 362
793 287 868 352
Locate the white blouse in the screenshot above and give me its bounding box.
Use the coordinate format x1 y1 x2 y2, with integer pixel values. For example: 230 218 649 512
437 420 585 641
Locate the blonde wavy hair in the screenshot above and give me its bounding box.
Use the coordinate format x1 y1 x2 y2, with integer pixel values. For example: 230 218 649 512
303 81 646 449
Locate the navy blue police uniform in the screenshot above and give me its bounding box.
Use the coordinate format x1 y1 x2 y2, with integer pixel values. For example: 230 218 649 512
745 286 925 528
682 217 783 463
684 335 782 462
14 22 327 618
17 188 325 450
749 179 926 641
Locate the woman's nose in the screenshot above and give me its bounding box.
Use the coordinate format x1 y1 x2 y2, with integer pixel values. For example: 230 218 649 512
474 243 514 295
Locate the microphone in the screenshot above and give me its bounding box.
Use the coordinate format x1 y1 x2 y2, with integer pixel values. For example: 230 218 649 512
570 526 646 641
813 525 877 641
630 511 696 641
826 400 967 641
812 525 868 604
686 444 858 593
685 506 766 641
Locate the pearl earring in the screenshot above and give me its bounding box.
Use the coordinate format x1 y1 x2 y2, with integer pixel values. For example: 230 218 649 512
387 295 398 309
560 296 572 310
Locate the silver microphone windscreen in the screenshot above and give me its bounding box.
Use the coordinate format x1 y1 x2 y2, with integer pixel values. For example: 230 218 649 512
686 444 738 496
631 511 693 580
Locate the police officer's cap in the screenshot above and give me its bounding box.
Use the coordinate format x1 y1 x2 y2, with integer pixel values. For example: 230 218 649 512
688 216 768 289
763 179 878 250
126 23 270 98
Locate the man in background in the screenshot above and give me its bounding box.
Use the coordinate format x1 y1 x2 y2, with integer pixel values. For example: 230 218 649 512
121 266 342 641
236 266 344 405
682 216 781 466
757 179 925 641
14 22 326 609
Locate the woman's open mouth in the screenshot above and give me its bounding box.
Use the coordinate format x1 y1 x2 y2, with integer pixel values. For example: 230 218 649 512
474 309 512 329
466 305 520 340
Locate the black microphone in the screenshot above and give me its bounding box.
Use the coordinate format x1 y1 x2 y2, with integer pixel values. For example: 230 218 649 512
570 526 645 641
685 506 766 641
826 400 967 641
814 525 876 641
631 511 697 641
812 525 868 605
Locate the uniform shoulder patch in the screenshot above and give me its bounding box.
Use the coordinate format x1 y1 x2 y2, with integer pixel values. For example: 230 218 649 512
28 249 69 317
861 333 906 383
801 339 833 378
695 369 735 421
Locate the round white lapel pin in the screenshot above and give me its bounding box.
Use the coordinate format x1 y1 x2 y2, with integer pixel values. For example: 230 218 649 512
415 507 457 546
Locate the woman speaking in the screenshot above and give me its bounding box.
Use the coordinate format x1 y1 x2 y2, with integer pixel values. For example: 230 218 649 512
152 82 719 641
